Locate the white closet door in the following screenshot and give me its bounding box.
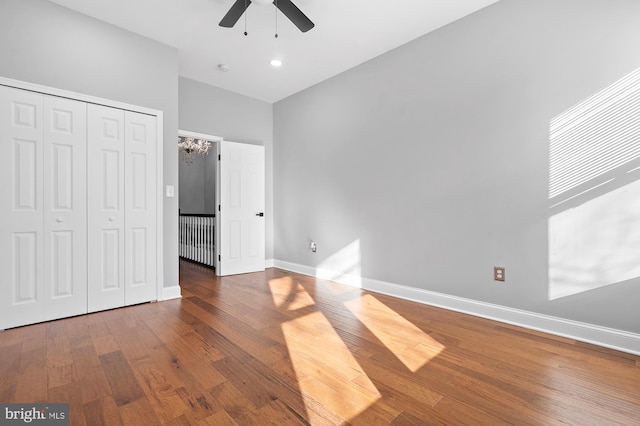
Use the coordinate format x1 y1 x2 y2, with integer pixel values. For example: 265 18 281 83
43 95 87 321
87 104 125 312
124 111 157 305
0 86 45 329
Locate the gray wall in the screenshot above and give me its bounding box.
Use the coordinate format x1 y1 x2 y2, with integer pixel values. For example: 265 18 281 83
179 77 274 259
178 155 206 214
178 148 217 214
0 0 180 288
274 0 640 332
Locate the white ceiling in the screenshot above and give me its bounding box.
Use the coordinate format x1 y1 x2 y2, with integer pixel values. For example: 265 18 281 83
48 0 500 103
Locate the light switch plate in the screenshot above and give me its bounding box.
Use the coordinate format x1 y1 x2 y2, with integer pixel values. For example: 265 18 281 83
166 185 175 197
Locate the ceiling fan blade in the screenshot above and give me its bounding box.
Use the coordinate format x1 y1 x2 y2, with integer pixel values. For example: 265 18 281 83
219 0 251 28
275 0 314 32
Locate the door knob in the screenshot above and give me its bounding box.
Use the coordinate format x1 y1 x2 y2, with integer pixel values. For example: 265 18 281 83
109 216 115 222
256 212 264 217
56 217 64 223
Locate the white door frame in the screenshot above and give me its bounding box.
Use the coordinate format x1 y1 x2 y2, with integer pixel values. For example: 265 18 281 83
178 130 222 272
0 76 165 303
177 131 267 276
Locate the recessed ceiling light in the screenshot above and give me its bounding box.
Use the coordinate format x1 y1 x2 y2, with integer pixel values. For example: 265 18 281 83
270 59 283 67
218 64 230 72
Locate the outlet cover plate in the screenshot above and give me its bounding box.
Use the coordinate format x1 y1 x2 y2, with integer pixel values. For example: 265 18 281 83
494 266 505 282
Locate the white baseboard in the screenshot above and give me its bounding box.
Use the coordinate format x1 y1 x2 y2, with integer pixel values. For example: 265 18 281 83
271 260 640 356
265 258 275 268
161 285 182 301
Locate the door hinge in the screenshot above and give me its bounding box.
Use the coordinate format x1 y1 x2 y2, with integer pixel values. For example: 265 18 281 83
218 205 221 212
218 154 221 161
218 255 221 261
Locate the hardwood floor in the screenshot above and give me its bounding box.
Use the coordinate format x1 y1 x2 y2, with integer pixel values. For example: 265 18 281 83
1 260 639 425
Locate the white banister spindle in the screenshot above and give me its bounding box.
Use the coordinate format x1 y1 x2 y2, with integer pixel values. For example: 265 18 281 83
178 214 215 267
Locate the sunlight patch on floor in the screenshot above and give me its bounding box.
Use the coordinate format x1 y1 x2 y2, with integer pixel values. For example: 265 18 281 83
281 310 380 423
268 277 316 310
345 294 444 372
318 279 358 297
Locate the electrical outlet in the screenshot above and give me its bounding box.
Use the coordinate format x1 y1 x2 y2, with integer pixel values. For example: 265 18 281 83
494 266 505 282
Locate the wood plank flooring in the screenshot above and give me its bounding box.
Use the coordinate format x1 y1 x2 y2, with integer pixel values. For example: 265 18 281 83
1 260 639 425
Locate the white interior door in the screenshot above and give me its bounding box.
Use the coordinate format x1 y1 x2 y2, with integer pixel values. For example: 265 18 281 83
218 141 265 276
124 111 157 305
87 104 125 312
43 95 88 321
0 86 45 329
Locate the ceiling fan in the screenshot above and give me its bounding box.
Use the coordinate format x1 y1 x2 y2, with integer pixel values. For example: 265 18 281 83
219 0 315 33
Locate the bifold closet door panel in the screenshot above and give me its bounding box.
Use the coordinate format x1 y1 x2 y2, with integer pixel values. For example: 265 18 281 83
87 104 126 313
0 86 45 329
124 111 157 305
0 83 159 327
43 95 88 321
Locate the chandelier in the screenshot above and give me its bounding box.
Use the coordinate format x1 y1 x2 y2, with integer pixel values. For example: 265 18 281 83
178 136 212 164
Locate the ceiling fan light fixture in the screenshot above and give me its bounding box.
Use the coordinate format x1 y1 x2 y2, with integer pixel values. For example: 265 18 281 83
251 0 273 6
270 59 283 67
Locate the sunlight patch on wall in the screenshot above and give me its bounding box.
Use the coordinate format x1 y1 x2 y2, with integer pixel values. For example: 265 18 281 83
549 175 640 300
549 68 640 199
268 277 316 310
280 310 380 423
548 67 640 300
316 239 362 288
345 294 444 372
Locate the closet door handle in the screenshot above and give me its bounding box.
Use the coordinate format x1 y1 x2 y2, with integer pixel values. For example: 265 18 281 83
109 216 115 222
56 217 64 223
256 212 264 217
